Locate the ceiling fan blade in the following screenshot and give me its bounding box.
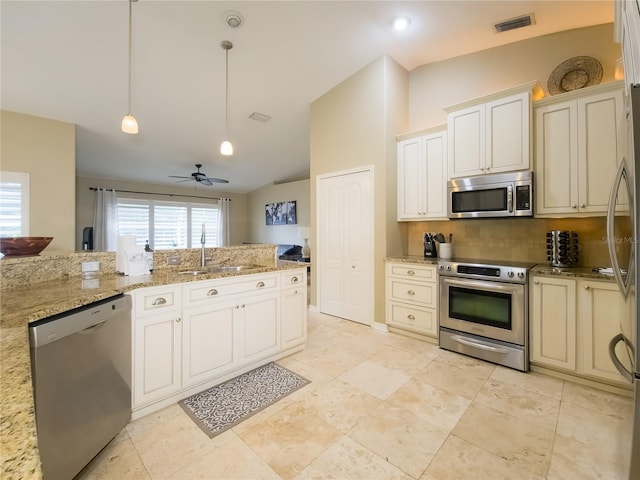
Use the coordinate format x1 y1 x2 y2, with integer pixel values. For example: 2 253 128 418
206 177 229 184
169 175 191 179
200 178 214 186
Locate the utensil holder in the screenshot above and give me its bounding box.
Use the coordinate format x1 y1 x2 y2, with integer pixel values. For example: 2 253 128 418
546 231 578 267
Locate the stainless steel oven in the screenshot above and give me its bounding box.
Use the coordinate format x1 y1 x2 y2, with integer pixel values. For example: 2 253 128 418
438 259 535 371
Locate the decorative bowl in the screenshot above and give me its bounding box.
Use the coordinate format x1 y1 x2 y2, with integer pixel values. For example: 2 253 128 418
0 237 53 256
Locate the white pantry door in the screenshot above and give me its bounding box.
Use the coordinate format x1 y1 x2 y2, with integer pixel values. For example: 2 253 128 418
317 167 373 325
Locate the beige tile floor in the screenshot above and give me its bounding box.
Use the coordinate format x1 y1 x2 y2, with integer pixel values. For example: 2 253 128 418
76 310 635 480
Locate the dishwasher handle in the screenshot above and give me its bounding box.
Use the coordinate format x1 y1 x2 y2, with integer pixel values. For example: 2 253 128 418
29 294 132 348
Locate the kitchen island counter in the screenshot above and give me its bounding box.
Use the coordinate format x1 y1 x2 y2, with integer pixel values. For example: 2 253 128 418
0 260 302 480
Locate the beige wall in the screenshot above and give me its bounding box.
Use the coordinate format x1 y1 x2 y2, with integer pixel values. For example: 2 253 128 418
76 176 250 249
247 179 310 247
1 110 76 252
409 23 621 131
310 55 408 322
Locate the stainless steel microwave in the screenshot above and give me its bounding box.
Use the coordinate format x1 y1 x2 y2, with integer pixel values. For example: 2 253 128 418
447 171 533 219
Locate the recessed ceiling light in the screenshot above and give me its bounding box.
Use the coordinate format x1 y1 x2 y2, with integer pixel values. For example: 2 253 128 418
223 11 243 29
392 16 411 31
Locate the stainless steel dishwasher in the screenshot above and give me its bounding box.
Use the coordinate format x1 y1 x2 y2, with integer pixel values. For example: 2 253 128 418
29 294 132 480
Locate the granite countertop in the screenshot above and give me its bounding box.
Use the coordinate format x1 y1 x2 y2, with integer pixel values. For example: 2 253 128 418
385 256 440 265
0 261 305 480
531 264 617 282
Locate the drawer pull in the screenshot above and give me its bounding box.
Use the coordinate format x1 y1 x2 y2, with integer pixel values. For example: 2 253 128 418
293 290 298 294
176 317 181 323
291 276 299 283
407 270 415 276
407 290 415 296
207 288 219 296
151 297 167 306
407 314 415 320
257 281 265 288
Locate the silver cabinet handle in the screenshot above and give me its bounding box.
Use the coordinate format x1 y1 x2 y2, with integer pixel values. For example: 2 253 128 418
293 290 298 294
235 305 239 309
571 204 577 209
534 280 539 285
580 203 586 208
207 288 218 296
176 318 181 323
291 276 299 283
241 304 245 308
151 297 167 306
407 314 415 320
585 285 591 290
407 270 415 276
257 281 265 288
407 290 415 296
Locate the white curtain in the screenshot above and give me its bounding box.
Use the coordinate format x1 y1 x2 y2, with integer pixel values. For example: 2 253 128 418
217 198 231 246
92 188 119 251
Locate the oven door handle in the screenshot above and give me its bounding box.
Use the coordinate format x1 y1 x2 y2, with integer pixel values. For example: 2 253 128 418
450 334 511 354
441 277 522 294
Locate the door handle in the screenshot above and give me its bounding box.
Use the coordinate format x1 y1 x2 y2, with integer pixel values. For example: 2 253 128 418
608 333 634 383
451 334 510 354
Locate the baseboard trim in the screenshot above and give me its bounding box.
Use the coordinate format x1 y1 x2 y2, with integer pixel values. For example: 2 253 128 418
308 304 319 312
371 322 389 333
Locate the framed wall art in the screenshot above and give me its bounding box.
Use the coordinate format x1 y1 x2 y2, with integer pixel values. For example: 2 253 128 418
265 201 297 225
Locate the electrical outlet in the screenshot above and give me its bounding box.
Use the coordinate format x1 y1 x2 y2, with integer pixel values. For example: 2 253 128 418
82 261 100 273
167 256 181 265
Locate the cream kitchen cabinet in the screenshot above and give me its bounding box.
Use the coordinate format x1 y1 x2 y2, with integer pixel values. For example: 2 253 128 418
281 270 308 350
131 268 307 418
534 82 625 216
385 261 438 340
616 0 640 89
132 285 183 407
530 274 632 387
397 127 447 221
446 82 538 179
530 276 577 371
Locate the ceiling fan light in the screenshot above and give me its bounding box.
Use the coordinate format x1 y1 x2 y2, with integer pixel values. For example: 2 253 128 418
220 140 233 156
121 113 139 134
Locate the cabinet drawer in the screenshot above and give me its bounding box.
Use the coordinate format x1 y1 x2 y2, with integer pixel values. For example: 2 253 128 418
134 285 182 317
388 279 437 307
387 303 437 337
184 273 279 305
388 264 436 282
281 270 306 288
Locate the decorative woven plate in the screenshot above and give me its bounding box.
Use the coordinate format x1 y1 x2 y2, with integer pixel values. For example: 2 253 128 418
548 56 603 95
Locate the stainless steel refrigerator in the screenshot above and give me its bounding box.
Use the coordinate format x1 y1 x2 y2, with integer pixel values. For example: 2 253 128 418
608 83 640 479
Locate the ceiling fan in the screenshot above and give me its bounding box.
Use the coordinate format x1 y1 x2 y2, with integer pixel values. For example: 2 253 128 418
169 164 229 186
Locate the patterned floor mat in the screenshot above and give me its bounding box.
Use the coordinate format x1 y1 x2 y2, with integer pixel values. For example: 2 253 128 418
179 362 310 438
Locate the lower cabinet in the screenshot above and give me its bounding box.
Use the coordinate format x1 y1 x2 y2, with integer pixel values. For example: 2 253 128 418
131 269 307 416
530 275 632 387
385 261 438 340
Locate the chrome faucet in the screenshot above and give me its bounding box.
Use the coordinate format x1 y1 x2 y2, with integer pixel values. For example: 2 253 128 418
200 224 206 267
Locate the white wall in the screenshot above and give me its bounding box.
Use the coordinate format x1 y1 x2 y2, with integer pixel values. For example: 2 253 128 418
1 110 76 251
247 179 310 247
76 175 250 249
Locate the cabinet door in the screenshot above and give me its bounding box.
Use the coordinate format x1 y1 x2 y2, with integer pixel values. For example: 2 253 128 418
578 89 625 214
579 280 633 384
182 300 238 387
486 91 530 173
423 131 447 218
397 137 424 220
239 292 280 365
448 104 485 178
530 276 577 371
534 100 579 215
282 286 307 350
133 312 182 407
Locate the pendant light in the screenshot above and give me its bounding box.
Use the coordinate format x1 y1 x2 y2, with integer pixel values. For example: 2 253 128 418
220 40 233 156
121 0 139 134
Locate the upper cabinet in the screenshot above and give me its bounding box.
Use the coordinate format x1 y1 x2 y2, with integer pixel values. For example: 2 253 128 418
397 126 447 221
534 82 625 216
616 0 640 90
445 82 541 179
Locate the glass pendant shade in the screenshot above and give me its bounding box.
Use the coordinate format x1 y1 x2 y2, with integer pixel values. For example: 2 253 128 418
220 140 233 156
121 114 139 134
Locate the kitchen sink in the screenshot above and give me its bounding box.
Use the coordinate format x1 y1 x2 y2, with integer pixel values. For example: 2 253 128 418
207 264 262 273
177 269 210 276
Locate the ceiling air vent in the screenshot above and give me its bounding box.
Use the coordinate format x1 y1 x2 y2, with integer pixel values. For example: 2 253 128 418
493 13 535 33
249 112 272 123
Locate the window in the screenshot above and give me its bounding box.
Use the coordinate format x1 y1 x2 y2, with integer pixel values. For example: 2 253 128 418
116 197 219 250
0 171 30 236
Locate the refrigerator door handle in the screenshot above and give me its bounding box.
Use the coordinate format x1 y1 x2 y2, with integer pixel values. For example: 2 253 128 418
606 157 633 299
608 333 635 383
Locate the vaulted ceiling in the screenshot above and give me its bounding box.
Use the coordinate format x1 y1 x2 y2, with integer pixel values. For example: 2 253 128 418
1 1 614 193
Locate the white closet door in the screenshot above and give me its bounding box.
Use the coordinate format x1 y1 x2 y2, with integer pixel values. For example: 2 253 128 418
318 168 373 325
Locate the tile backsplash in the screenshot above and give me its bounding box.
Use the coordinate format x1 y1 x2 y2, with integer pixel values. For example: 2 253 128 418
407 216 621 267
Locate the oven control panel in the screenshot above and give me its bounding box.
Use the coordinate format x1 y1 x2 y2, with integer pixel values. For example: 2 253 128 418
437 259 531 284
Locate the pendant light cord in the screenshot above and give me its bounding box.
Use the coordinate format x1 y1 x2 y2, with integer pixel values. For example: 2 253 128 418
127 0 133 114
225 45 229 136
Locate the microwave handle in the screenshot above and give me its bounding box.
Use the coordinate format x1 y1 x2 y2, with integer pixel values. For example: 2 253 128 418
507 185 513 213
